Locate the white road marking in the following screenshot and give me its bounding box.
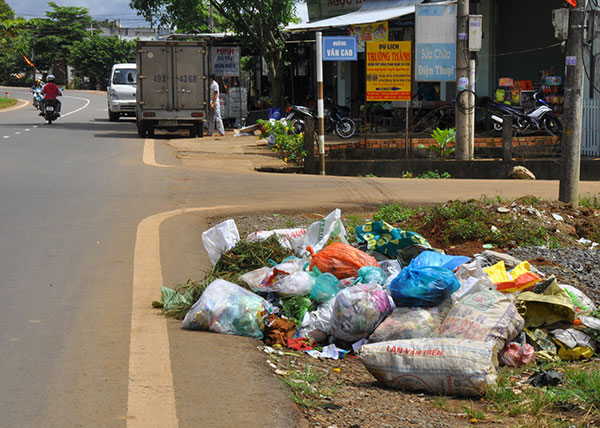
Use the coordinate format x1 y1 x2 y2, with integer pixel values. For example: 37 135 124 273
143 139 173 168
14 132 21 135
24 128 30 131
128 206 238 428
3 136 9 139
61 95 90 117
33 125 38 128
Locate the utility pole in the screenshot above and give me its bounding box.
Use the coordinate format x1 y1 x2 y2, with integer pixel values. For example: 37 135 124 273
316 31 326 175
455 0 471 160
559 2 587 206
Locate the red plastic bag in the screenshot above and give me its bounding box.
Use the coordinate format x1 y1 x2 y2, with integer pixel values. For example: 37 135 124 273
308 242 379 280
501 342 536 367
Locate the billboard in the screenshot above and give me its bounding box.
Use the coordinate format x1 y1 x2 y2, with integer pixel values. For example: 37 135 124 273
322 36 357 61
415 4 456 81
366 41 412 101
211 46 240 77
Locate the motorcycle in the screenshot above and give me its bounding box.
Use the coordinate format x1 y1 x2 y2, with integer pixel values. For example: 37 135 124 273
488 92 562 136
31 87 42 109
41 98 61 124
285 98 356 139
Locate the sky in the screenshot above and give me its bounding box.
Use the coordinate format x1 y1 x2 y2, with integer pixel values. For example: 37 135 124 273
6 0 151 27
6 0 309 27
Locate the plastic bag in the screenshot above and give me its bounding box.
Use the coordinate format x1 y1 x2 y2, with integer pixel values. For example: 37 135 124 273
239 266 271 289
355 220 431 258
300 209 347 257
558 284 597 312
500 333 535 367
182 279 273 338
550 328 596 360
388 264 460 307
310 270 341 303
484 260 542 293
331 283 393 342
354 266 387 286
251 258 313 296
453 259 497 302
246 228 307 255
368 306 442 343
438 289 524 353
523 327 559 362
201 219 240 265
409 250 471 271
308 242 379 280
160 286 194 312
516 278 576 328
297 298 336 342
359 338 498 397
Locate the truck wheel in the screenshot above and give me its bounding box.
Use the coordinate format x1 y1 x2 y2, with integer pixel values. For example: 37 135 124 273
108 110 119 122
137 124 147 138
189 126 197 138
147 126 155 138
197 122 204 138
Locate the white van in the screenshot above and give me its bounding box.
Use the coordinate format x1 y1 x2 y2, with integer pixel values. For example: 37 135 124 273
107 63 137 121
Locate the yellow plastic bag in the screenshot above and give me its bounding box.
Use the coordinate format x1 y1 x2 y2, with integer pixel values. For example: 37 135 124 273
516 279 575 328
483 261 542 293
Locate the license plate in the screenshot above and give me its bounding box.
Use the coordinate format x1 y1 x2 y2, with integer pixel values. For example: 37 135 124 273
45 106 54 111
159 120 178 126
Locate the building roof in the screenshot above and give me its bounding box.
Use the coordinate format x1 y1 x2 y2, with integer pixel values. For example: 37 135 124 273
286 0 424 31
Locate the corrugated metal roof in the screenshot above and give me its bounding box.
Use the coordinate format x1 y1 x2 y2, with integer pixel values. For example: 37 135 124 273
287 0 424 31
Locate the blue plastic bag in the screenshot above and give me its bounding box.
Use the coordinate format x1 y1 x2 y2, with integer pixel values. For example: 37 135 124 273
409 250 471 271
389 265 460 307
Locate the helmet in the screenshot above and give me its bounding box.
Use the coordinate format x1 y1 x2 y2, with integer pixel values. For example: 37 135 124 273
46 74 55 82
36 78 41 83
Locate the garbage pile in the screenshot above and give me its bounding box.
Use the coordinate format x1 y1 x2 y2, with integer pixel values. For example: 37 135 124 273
162 209 600 398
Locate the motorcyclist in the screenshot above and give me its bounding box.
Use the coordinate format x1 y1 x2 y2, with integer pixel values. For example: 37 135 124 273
31 78 42 91
31 79 42 108
40 74 61 116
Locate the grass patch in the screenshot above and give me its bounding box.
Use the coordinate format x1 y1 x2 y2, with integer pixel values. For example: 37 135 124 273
579 194 600 209
418 170 452 179
0 98 17 109
373 203 420 224
282 363 338 408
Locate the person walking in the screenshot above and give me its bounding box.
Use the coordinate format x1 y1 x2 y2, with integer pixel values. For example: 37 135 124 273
208 74 225 136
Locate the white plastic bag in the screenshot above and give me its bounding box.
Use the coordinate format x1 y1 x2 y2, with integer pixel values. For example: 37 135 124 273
299 209 348 257
359 338 498 397
251 258 313 296
331 283 393 342
297 298 337 342
369 306 443 343
453 259 497 302
182 279 272 338
239 266 272 289
246 228 307 255
201 219 240 265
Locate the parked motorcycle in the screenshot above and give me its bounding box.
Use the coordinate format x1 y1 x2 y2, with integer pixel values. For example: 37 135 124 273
488 92 562 136
285 98 356 139
31 87 42 109
41 98 61 124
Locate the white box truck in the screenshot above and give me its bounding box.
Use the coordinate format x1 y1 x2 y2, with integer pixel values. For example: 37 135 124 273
136 40 209 138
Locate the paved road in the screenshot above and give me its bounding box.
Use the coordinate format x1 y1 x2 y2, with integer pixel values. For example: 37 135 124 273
1 87 599 428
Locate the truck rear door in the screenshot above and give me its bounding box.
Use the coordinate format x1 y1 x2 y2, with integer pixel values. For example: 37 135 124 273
173 43 208 111
138 43 172 110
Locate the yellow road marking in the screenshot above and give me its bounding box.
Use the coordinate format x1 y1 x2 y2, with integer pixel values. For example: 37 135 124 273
143 138 173 168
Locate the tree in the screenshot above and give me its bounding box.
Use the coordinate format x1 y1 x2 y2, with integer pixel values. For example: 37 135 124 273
0 3 31 83
129 0 300 108
0 0 14 19
29 2 92 78
69 35 136 89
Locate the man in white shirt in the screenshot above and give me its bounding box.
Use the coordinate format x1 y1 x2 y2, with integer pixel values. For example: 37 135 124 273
208 74 225 136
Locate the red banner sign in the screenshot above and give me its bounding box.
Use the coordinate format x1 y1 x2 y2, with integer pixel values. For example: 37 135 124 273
564 0 576 6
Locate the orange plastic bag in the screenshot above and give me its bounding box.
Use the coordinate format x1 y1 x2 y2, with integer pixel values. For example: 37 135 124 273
308 242 379 280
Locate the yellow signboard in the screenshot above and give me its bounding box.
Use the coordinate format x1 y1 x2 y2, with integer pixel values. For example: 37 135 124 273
349 21 388 52
366 41 412 101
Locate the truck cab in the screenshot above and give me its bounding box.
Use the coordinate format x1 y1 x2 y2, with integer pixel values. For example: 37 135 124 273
107 63 137 121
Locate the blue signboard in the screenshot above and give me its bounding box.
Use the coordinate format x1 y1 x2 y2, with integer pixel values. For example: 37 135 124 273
322 36 357 61
415 4 457 81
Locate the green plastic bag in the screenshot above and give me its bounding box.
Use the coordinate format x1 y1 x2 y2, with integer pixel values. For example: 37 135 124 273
355 221 431 258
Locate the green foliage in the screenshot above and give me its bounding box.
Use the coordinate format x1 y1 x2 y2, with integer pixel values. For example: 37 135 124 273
373 203 418 224
279 296 313 324
580 194 600 209
257 119 306 164
0 15 31 83
282 364 338 408
418 170 451 179
29 3 93 74
69 35 136 88
400 171 414 178
418 127 456 159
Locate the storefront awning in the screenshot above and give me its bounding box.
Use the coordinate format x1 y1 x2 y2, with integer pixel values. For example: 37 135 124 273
286 0 425 32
